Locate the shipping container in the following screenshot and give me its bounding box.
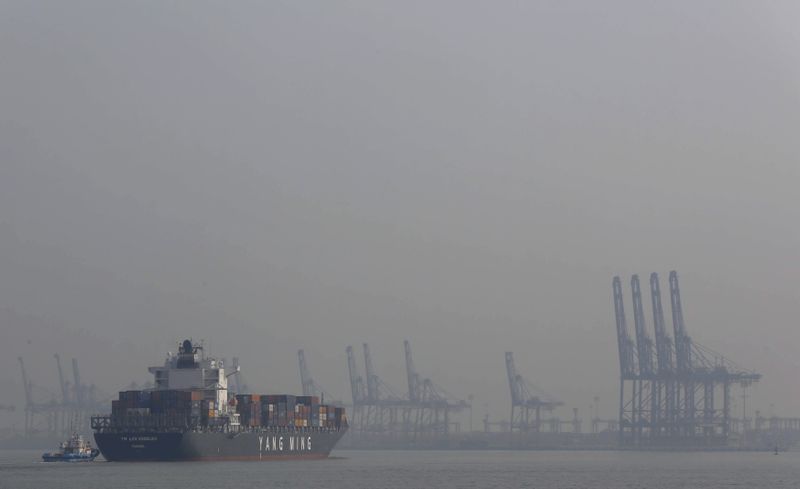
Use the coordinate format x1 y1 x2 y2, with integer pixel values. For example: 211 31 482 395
296 395 319 405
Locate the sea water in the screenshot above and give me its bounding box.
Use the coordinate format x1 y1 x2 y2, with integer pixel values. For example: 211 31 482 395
1 448 797 489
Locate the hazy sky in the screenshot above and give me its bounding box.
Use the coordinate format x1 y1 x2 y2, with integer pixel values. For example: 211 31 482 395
1 1 799 427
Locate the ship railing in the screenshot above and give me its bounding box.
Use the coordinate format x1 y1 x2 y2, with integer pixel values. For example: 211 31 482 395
92 413 349 434
91 413 207 433
233 424 348 434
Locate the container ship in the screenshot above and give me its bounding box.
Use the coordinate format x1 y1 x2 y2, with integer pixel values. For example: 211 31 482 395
91 339 347 461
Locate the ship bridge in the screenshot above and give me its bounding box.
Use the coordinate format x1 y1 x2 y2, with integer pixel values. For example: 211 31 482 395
148 339 229 412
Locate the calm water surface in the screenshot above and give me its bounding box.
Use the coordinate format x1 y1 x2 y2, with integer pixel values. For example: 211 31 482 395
1 449 797 488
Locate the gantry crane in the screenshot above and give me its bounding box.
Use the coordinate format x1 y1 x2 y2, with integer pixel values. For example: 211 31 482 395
650 273 675 437
631 275 656 443
18 357 35 436
614 271 760 447
346 345 366 431
297 349 339 404
298 349 316 397
404 340 467 436
505 351 562 433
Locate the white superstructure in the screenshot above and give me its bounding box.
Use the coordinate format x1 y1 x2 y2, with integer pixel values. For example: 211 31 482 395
148 339 229 413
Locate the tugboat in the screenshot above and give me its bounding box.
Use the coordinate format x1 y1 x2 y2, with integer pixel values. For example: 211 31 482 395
42 434 100 462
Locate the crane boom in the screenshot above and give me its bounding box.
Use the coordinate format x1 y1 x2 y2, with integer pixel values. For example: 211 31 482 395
54 354 69 404
17 357 32 407
613 276 636 377
363 343 379 402
71 358 83 407
505 352 522 405
649 273 674 373
668 271 692 372
298 349 314 396
231 357 242 395
346 345 365 405
403 340 420 402
631 275 655 376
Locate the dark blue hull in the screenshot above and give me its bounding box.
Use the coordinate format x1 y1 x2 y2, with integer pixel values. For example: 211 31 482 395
94 428 346 461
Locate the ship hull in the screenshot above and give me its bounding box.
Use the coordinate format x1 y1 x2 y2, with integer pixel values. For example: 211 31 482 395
95 429 346 462
42 454 99 462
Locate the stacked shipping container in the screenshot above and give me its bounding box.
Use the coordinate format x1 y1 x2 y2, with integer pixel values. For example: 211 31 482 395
109 390 346 430
234 394 345 429
112 390 215 420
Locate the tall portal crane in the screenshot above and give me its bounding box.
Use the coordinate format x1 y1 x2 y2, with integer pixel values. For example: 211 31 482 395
361 343 405 433
362 343 403 404
70 358 86 433
613 276 639 444
54 354 69 405
506 352 523 413
231 357 242 395
612 276 636 379
346 345 366 431
668 270 695 434
298 349 337 403
54 354 71 436
669 271 692 373
615 271 761 446
649 273 674 374
631 275 655 377
404 340 467 435
403 340 422 436
18 357 34 435
403 340 420 403
631 275 656 440
505 352 562 433
346 345 365 405
18 357 32 411
363 343 379 403
298 349 315 396
650 273 675 437
506 351 524 432
71 358 83 407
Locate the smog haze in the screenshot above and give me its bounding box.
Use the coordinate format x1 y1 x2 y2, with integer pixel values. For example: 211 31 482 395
1 1 799 430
